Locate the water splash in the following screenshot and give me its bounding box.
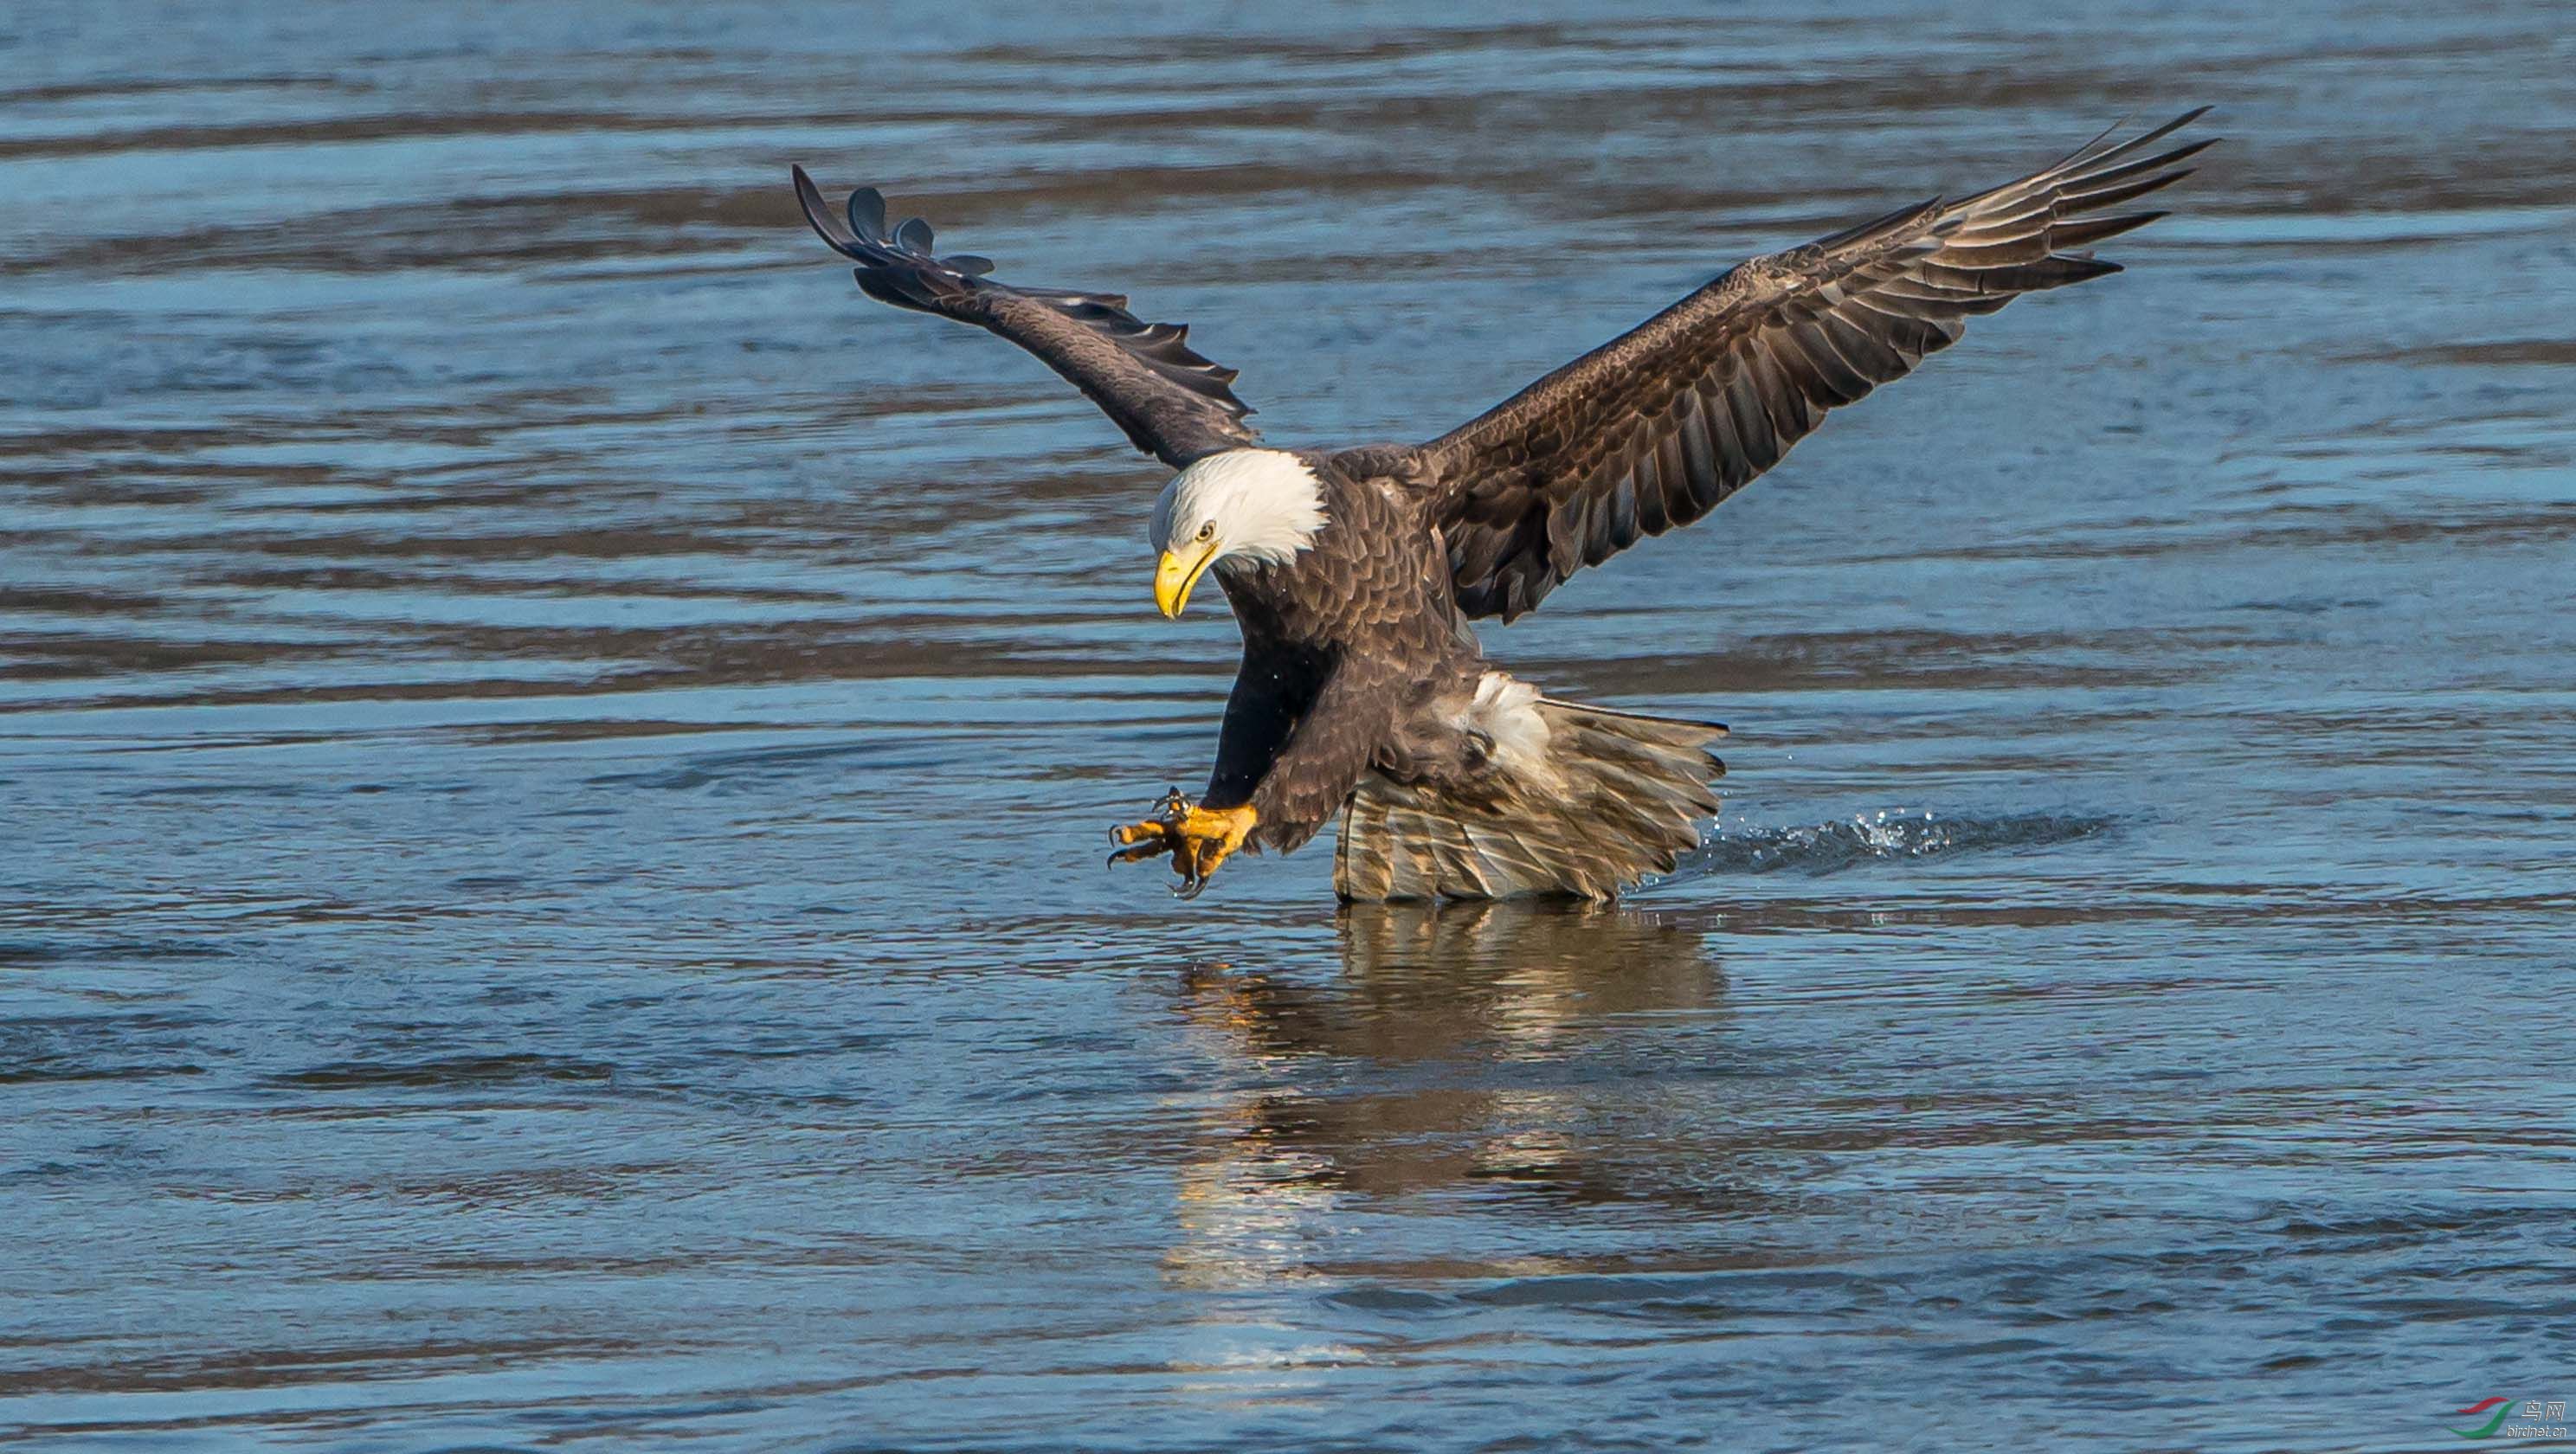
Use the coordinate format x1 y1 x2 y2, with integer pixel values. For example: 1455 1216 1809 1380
1676 809 2113 878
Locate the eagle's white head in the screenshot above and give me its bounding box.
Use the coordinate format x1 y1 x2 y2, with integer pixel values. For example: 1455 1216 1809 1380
1146 448 1328 617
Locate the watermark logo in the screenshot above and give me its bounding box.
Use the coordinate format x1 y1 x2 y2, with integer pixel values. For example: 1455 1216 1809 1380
2447 1397 2568 1441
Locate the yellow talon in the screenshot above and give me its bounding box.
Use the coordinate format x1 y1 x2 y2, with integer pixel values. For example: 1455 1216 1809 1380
1108 790 1259 897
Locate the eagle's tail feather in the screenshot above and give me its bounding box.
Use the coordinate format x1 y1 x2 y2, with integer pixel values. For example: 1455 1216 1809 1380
1334 698 1724 902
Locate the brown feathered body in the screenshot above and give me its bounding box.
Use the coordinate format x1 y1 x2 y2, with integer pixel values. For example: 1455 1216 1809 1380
1198 451 1725 898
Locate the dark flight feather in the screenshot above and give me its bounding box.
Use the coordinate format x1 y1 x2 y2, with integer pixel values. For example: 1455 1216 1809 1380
792 167 1259 467
1410 109 2214 621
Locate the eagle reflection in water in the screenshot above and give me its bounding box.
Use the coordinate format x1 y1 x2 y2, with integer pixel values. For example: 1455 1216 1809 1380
1162 901 1755 1291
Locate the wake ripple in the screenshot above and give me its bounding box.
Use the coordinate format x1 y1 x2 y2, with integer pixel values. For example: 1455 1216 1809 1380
1678 809 2114 878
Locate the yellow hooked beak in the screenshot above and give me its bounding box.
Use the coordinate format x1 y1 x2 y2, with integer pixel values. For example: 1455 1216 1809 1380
1154 536 1222 618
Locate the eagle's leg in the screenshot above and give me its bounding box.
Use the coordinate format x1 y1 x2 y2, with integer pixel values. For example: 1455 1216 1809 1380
1108 788 1258 897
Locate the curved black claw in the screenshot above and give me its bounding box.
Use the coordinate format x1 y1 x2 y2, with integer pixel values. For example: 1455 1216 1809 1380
1107 835 1168 869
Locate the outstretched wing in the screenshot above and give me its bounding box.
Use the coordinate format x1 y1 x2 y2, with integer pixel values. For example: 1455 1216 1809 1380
793 167 1259 468
1412 110 2213 621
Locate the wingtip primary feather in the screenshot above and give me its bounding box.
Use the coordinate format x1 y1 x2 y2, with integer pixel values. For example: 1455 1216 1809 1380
2070 107 2215 177
2053 208 2174 250
848 186 887 241
791 166 865 255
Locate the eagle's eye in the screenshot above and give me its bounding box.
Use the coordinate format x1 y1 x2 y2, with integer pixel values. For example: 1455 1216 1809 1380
1196 522 1216 542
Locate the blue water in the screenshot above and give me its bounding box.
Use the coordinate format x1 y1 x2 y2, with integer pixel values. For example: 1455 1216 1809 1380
4 1 2573 1449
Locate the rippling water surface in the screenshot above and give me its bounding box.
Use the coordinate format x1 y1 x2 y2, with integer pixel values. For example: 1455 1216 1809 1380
6 1 2574 1449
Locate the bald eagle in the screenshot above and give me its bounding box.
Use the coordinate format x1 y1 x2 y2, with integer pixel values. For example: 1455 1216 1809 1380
793 110 2211 900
